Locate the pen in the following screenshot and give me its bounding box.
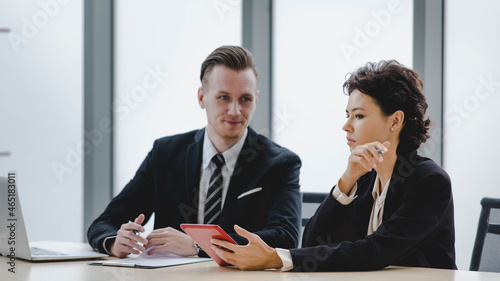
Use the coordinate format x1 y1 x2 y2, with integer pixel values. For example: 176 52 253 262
102 261 137 267
129 220 140 236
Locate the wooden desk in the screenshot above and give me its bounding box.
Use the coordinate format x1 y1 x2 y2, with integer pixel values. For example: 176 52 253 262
2 256 500 281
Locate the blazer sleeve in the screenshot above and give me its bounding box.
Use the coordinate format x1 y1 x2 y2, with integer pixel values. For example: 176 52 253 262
300 187 361 249
233 152 302 249
86 140 158 253
290 168 454 272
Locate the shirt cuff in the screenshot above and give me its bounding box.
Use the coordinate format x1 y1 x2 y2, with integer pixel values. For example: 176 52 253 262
331 181 357 205
102 236 117 256
275 248 294 272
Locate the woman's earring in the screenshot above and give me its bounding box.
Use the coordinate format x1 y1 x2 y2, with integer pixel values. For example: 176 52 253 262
390 127 394 131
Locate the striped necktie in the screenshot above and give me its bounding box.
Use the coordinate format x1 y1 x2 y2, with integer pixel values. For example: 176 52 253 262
204 154 225 224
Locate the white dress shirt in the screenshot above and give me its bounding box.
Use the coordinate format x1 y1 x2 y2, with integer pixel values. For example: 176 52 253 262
197 129 247 224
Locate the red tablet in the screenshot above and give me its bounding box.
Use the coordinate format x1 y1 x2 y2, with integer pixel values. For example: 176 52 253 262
180 224 237 266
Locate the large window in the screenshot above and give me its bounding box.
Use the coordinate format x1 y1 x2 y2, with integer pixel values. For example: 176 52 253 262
114 1 242 194
444 0 500 269
273 0 413 192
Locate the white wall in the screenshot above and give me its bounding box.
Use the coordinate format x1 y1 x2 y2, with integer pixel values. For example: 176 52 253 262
0 0 83 242
444 0 500 270
273 0 413 193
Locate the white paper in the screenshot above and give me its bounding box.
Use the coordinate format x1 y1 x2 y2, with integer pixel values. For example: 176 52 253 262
97 246 212 268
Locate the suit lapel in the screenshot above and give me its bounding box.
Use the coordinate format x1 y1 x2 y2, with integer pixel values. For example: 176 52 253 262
383 151 419 221
219 128 260 224
356 172 377 233
184 129 205 223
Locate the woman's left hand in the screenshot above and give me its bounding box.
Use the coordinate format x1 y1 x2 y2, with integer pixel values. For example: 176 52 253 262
210 225 283 270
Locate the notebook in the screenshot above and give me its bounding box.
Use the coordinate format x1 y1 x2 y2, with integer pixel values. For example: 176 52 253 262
89 245 211 268
0 176 108 261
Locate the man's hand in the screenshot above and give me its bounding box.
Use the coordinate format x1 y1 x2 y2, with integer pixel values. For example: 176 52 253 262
144 227 198 256
110 214 148 258
210 225 283 270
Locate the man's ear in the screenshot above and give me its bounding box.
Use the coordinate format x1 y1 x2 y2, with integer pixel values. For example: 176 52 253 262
198 87 205 109
255 89 259 105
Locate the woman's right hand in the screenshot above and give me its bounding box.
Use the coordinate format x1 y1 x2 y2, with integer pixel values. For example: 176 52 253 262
338 141 390 194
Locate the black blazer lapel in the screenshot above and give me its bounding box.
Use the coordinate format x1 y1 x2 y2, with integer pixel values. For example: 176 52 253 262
183 128 205 223
219 128 260 224
355 172 377 234
383 151 419 221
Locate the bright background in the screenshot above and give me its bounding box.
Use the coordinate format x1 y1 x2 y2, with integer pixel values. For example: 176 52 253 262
1 0 499 270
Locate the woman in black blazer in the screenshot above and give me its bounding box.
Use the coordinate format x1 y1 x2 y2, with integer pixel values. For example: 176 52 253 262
211 60 457 271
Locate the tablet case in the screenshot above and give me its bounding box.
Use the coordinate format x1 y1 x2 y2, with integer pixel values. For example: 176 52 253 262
180 224 237 266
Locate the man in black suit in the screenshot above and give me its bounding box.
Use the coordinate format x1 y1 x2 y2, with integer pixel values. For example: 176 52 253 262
87 45 302 258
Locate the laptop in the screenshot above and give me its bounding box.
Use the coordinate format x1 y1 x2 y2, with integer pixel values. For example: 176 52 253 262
0 176 108 261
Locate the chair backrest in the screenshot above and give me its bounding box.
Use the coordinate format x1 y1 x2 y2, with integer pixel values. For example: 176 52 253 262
300 192 328 246
470 197 500 272
301 192 328 227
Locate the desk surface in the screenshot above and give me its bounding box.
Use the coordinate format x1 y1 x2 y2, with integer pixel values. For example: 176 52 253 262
3 257 500 281
2 245 500 281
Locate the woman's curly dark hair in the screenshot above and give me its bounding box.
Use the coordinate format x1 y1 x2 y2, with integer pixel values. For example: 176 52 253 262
342 60 431 154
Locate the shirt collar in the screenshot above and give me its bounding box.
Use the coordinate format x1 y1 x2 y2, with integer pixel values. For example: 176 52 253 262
371 174 391 202
202 128 248 172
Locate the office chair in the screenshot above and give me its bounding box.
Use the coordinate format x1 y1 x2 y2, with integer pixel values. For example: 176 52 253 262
470 197 500 272
300 192 328 246
298 192 328 246
301 192 328 227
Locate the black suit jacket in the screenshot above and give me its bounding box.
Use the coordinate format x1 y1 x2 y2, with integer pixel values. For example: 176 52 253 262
88 127 302 253
290 152 456 272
